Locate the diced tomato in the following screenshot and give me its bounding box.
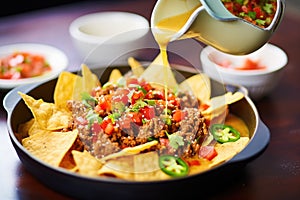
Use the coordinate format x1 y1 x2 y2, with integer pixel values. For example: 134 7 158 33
145 90 165 100
199 146 218 161
96 96 111 112
253 6 265 19
104 122 114 135
168 99 180 107
126 77 139 86
223 2 234 12
100 118 114 135
186 159 201 166
241 5 249 13
128 112 142 126
140 82 152 92
131 90 144 104
172 110 185 122
140 106 156 120
159 138 169 147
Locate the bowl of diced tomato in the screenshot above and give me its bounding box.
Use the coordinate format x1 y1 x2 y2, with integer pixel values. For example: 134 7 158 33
200 43 288 100
0 43 68 89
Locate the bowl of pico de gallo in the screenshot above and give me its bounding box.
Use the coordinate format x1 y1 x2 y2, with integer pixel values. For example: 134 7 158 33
0 43 68 90
200 43 288 100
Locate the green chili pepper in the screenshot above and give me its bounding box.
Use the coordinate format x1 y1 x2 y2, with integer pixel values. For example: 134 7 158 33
211 124 240 143
159 155 189 177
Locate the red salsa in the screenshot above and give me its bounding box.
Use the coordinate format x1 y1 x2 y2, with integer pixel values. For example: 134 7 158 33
0 52 51 79
218 58 267 70
221 0 277 28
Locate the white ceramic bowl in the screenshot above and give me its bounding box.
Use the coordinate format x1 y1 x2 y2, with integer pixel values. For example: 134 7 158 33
200 43 288 100
0 43 68 89
69 11 150 68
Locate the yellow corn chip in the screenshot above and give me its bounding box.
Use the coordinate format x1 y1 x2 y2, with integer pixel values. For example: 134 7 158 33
19 92 72 130
22 129 78 167
54 71 81 109
128 57 144 77
109 69 123 83
28 120 50 136
209 137 250 167
133 151 169 181
98 156 134 180
179 73 211 103
72 150 103 176
101 140 158 162
81 64 100 94
140 52 178 90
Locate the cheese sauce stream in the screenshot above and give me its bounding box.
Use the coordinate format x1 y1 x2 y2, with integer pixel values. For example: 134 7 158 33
154 8 198 115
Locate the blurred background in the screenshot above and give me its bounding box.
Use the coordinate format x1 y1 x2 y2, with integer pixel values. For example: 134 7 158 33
1 0 299 17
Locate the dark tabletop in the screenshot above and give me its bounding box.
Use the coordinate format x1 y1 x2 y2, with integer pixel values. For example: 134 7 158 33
1 0 300 199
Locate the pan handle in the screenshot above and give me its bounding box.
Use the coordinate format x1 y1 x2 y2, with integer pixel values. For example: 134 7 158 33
3 83 40 113
228 120 270 164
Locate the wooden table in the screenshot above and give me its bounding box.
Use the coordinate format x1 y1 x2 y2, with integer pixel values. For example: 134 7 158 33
1 1 300 199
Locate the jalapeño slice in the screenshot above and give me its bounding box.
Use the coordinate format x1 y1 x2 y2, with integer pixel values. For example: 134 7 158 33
159 155 189 177
211 124 240 143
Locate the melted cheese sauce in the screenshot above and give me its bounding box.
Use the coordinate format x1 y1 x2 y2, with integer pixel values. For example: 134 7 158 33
153 7 199 114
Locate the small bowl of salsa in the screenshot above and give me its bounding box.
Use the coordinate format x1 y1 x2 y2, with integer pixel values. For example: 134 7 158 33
200 43 288 100
0 43 68 90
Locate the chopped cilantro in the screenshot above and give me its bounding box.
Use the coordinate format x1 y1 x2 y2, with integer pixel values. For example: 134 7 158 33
248 11 257 20
86 110 102 127
130 100 147 112
256 19 266 26
81 92 97 108
166 131 184 149
263 3 274 14
108 113 121 123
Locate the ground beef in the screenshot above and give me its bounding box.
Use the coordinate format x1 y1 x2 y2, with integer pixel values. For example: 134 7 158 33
137 117 165 139
158 107 208 158
68 83 208 159
178 91 200 108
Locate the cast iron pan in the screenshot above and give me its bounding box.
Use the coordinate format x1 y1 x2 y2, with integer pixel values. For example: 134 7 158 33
3 66 270 199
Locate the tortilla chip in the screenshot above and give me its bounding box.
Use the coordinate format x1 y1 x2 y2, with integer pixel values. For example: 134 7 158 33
109 69 123 83
22 129 78 167
140 52 178 90
98 156 135 180
81 64 100 93
101 140 158 162
179 73 211 103
28 120 50 136
209 137 250 167
54 71 80 109
128 57 144 77
202 92 244 121
18 92 72 130
133 151 169 181
72 150 103 176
